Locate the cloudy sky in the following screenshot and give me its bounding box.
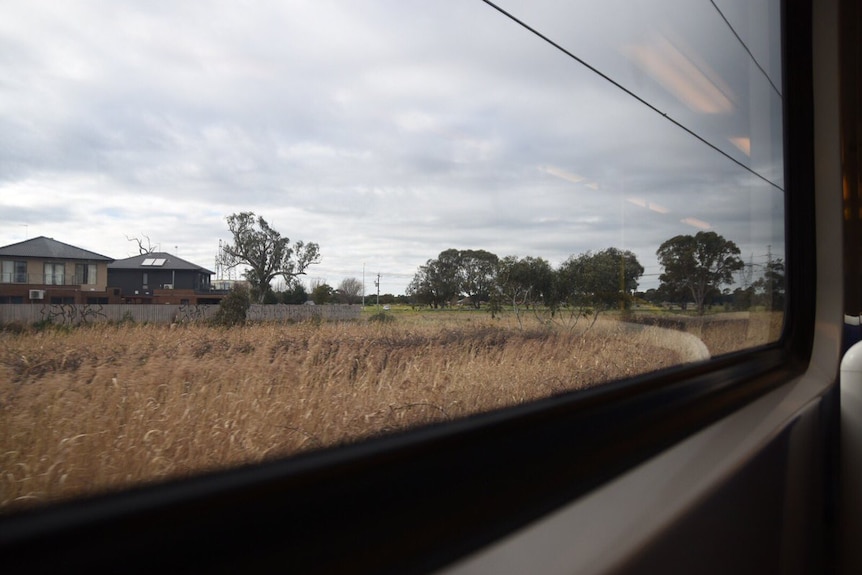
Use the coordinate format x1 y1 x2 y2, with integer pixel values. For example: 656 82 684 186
0 0 784 294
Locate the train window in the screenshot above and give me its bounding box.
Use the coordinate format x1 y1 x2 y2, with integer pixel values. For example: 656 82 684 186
0 0 785 520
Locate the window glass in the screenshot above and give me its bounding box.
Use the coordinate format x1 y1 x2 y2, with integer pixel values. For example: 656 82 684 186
43 262 65 285
74 263 97 285
15 261 27 283
0 261 27 283
0 0 784 510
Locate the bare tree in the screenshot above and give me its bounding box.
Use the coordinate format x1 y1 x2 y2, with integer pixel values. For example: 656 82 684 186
337 277 363 304
126 234 157 255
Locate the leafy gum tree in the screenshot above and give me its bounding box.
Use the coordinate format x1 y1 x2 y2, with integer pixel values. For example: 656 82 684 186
493 256 555 327
557 247 644 324
219 212 321 303
656 231 744 315
457 249 499 308
406 251 461 308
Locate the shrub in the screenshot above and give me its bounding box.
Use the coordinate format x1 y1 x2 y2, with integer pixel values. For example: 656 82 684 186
368 311 395 324
31 318 55 332
306 312 323 327
0 321 30 335
212 285 251 327
30 318 73 333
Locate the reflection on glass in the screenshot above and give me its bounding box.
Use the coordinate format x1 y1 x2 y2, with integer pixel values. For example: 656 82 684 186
0 0 784 511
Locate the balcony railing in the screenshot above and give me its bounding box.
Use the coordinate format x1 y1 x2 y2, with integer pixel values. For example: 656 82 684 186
0 273 29 284
0 273 98 287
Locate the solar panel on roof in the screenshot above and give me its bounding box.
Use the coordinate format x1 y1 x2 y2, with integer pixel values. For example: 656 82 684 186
141 258 156 265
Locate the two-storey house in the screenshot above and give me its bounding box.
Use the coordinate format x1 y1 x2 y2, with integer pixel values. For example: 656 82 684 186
107 252 224 304
0 236 116 304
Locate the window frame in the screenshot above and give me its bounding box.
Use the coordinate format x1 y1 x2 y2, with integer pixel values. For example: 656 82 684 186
0 1 816 572
43 262 66 286
74 263 97 285
1 260 27 283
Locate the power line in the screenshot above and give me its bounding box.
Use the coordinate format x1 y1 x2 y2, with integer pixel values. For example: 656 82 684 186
708 0 782 98
478 0 784 193
308 267 415 279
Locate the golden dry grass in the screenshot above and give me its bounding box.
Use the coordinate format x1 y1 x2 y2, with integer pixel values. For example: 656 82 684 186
631 311 784 356
0 310 780 513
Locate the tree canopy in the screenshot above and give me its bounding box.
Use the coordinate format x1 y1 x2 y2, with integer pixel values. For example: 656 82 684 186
219 212 320 303
656 231 743 314
752 257 785 310
457 249 499 308
279 281 309 305
311 282 335 305
337 277 363 305
399 234 754 318
406 250 462 308
494 255 555 309
406 247 642 321
558 248 644 315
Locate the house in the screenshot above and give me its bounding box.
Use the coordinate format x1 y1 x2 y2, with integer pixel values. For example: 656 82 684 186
107 252 225 305
0 236 116 304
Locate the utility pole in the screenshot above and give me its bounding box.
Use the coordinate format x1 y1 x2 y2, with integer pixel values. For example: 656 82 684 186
766 244 773 308
619 252 625 311
362 263 366 308
216 239 222 279
375 273 381 310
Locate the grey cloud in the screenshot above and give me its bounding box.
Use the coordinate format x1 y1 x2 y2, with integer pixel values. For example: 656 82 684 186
0 0 786 294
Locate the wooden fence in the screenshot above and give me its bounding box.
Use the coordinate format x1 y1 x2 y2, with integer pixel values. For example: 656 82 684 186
0 303 361 326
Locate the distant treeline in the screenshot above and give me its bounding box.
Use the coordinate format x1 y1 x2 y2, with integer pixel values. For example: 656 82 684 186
403 232 784 316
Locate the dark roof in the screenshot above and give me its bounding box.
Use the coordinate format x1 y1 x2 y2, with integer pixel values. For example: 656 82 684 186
108 252 214 274
0 236 113 261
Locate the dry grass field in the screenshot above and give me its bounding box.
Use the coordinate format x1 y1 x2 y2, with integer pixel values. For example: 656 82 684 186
0 309 781 513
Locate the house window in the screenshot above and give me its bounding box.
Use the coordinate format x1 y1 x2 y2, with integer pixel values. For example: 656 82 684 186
75 263 97 285
44 263 65 285
1 260 27 283
142 272 148 289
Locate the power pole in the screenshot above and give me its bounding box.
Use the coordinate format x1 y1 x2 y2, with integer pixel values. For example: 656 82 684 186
375 273 381 310
619 252 625 311
362 263 366 308
766 244 773 308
